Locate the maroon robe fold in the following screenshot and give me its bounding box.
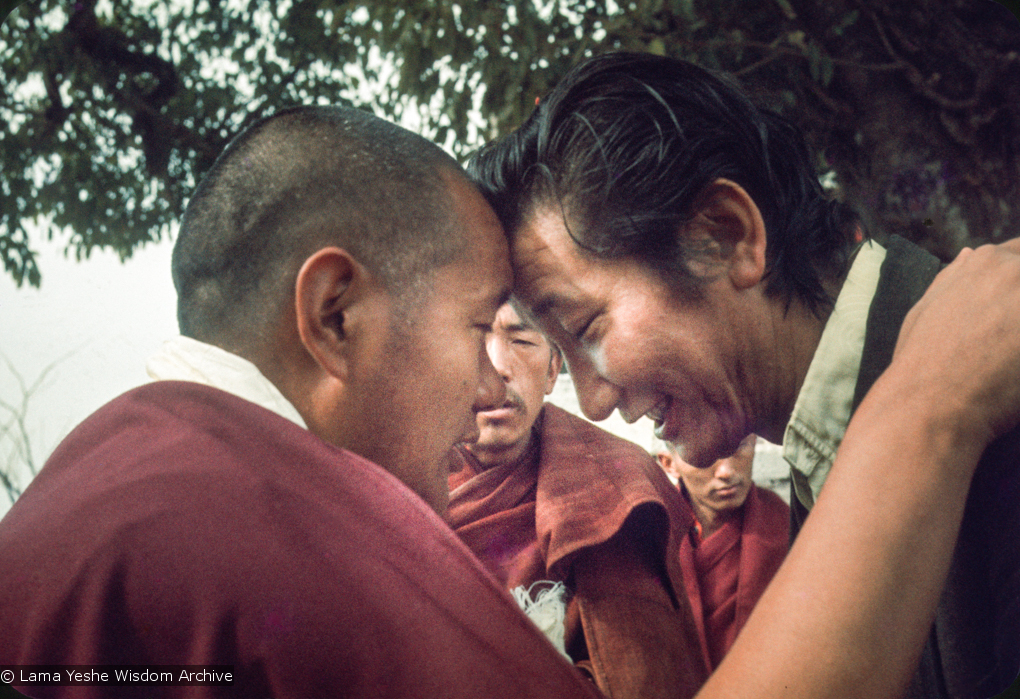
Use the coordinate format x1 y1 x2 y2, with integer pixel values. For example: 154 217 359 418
448 404 709 699
677 484 790 670
0 382 602 699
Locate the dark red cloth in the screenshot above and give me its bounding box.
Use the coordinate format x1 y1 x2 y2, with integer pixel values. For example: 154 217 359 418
677 484 790 670
0 381 603 699
448 404 709 699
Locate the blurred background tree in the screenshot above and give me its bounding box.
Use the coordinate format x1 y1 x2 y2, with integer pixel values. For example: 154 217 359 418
2 0 1018 288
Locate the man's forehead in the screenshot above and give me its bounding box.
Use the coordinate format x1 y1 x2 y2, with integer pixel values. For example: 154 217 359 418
507 210 580 316
440 170 514 309
497 301 542 332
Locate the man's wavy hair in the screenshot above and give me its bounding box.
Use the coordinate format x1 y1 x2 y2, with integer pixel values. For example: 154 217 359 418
469 52 862 314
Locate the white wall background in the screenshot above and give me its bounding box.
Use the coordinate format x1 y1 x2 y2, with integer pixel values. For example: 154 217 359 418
0 234 178 516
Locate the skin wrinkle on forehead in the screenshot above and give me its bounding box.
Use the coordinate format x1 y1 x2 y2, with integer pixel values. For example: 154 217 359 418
512 249 589 337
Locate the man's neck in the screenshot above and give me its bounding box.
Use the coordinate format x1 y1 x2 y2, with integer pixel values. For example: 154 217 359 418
696 502 741 540
745 296 829 445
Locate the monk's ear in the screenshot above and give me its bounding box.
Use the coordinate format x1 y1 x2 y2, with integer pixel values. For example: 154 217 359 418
686 178 767 290
294 247 378 381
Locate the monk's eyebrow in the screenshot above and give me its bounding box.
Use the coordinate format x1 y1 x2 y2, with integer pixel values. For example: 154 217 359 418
505 322 536 334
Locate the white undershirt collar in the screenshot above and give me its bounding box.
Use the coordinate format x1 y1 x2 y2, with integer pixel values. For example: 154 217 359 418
146 335 307 429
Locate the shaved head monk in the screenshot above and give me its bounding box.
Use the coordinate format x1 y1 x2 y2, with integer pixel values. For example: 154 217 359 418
0 106 602 698
447 301 707 698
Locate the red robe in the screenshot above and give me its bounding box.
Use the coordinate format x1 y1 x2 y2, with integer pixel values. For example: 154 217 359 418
677 484 790 670
448 404 708 699
0 382 602 699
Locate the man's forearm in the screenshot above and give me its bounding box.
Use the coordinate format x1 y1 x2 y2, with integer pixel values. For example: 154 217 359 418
698 369 980 699
697 239 1020 699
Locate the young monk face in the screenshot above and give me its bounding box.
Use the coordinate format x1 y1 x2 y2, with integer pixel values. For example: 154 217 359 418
465 302 562 470
510 205 773 470
662 434 757 524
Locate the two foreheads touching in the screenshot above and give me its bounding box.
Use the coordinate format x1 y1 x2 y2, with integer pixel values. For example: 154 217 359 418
174 52 864 358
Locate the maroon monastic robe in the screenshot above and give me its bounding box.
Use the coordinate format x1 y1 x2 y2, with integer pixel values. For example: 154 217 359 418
0 382 602 699
447 404 709 699
677 484 790 670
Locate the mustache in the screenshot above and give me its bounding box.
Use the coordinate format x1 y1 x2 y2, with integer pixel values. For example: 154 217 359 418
494 387 524 412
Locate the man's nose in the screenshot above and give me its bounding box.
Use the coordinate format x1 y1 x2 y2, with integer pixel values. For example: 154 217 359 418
486 336 513 383
474 343 507 412
715 458 736 480
569 355 621 422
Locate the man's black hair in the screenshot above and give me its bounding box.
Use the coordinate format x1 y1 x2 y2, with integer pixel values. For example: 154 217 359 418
469 51 861 313
173 105 465 343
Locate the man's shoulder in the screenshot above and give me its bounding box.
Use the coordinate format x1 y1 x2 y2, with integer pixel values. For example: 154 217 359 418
745 484 791 544
2 380 427 562
0 381 493 659
750 484 791 516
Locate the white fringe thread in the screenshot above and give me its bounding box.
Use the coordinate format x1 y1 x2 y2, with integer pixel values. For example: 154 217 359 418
511 580 570 658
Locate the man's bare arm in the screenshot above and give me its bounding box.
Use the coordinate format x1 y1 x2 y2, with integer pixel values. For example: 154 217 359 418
698 238 1020 699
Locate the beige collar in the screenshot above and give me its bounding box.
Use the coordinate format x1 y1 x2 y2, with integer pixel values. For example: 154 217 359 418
146 335 307 429
782 241 886 509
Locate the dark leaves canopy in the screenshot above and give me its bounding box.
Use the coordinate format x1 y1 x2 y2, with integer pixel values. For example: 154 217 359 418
2 0 1018 286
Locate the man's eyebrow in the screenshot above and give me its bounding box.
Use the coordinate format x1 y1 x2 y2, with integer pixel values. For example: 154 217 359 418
505 322 538 334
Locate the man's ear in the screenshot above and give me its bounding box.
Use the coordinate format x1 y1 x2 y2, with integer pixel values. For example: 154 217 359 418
656 452 682 482
687 178 767 290
544 348 563 394
293 247 376 382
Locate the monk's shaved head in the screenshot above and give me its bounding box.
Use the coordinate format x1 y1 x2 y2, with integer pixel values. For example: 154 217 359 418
173 105 466 346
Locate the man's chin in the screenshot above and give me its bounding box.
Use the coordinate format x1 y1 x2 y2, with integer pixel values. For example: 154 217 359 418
466 429 528 459
468 437 517 456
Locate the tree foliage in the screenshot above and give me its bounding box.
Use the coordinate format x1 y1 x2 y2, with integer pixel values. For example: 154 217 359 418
2 0 1019 287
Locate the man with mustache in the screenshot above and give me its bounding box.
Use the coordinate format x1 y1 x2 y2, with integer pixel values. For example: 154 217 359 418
447 301 708 699
657 435 790 672
3 90 1020 699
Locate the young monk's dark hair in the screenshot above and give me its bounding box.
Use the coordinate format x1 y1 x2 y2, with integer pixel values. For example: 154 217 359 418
469 51 861 313
174 105 465 343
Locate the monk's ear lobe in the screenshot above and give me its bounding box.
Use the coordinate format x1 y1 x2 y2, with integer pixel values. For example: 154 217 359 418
688 178 767 290
294 248 364 381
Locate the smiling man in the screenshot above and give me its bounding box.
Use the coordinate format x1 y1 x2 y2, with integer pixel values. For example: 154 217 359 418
470 51 1020 699
447 300 707 698
0 106 603 699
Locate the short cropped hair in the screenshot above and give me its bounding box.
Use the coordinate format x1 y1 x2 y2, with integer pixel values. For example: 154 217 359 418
174 105 465 342
469 52 861 313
